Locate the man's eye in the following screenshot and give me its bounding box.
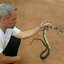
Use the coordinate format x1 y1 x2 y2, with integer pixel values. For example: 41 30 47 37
13 18 16 21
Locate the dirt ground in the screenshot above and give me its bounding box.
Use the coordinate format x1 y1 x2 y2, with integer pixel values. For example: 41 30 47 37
0 0 64 64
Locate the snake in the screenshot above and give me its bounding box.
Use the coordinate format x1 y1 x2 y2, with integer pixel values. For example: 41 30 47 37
29 26 64 60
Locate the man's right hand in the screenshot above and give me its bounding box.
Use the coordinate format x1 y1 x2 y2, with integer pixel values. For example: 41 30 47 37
15 56 21 64
0 53 21 64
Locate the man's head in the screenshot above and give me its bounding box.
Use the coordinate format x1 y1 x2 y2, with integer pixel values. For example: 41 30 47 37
0 4 17 28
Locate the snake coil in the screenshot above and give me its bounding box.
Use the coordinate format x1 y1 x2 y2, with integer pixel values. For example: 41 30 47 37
29 26 63 60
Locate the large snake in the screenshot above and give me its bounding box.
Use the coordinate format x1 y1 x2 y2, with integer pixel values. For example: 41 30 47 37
29 26 64 60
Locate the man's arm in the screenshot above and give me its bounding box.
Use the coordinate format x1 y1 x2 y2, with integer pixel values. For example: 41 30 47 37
14 21 52 39
0 53 21 64
14 25 41 39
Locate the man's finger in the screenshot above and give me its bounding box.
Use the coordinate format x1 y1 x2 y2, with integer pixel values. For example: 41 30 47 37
42 20 47 24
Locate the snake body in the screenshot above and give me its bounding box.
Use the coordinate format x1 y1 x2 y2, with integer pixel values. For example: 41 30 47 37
30 26 63 60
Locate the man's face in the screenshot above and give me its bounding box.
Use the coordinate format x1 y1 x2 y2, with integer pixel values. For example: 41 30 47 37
6 10 17 28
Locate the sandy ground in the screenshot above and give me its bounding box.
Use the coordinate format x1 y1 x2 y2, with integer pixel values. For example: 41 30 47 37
0 0 64 64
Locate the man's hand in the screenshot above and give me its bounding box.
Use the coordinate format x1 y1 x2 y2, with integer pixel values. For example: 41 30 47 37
15 56 21 64
0 53 21 64
39 21 52 31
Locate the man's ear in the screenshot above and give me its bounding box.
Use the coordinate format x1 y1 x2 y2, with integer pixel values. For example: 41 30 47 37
1 16 6 22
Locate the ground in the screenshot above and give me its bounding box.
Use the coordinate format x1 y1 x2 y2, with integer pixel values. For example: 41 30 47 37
0 0 64 64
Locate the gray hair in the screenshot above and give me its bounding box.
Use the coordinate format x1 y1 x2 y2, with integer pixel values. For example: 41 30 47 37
0 4 17 20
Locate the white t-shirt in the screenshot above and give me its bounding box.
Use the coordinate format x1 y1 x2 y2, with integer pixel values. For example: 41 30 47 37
0 27 20 53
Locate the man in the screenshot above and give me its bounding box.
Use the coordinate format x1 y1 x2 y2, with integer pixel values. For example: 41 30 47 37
0 4 52 64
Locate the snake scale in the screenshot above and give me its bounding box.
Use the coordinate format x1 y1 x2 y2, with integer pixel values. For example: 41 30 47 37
29 26 64 60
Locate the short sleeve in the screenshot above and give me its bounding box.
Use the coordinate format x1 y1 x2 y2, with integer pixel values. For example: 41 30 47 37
12 27 21 36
